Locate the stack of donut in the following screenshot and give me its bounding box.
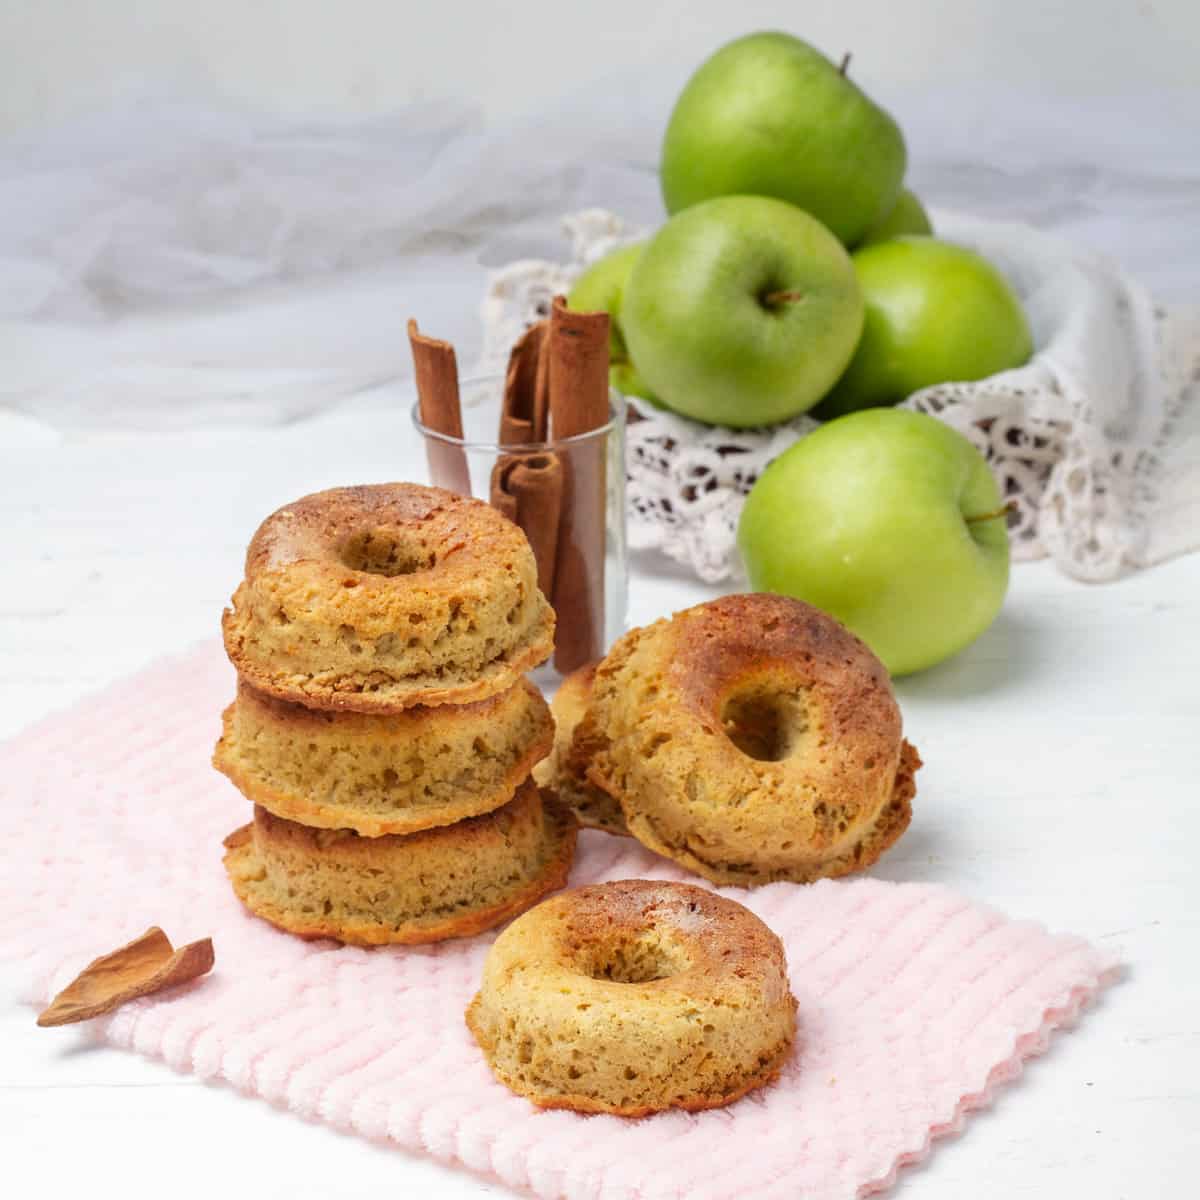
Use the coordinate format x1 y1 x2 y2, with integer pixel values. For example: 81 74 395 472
214 483 577 945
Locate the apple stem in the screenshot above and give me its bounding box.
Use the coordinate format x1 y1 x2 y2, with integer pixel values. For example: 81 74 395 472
965 501 1016 525
839 52 852 76
763 290 806 307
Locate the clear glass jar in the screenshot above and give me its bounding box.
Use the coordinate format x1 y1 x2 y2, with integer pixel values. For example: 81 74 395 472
411 375 628 688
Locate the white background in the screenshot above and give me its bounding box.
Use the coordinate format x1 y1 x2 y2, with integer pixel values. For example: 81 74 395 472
2 0 1199 134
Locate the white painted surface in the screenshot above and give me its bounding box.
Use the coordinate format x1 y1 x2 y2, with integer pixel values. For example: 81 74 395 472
1 395 1197 1198
2 0 1199 136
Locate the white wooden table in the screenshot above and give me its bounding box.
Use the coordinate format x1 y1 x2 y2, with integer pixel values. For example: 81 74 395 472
2 396 1197 1199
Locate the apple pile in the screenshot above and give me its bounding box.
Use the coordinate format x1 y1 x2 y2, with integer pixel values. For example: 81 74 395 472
569 31 1031 674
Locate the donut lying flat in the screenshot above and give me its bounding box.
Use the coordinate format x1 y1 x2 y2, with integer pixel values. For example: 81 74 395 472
466 880 797 1115
222 484 555 712
223 780 576 946
533 663 629 837
582 594 920 887
214 677 553 836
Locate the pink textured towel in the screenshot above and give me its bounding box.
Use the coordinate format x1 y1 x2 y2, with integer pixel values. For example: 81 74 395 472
1 643 1113 1200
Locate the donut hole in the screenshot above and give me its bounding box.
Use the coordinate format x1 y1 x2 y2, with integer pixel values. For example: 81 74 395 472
720 684 808 762
340 529 433 577
578 931 687 984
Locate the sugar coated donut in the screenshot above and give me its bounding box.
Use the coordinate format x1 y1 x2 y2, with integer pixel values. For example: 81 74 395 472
222 780 575 945
583 594 920 886
468 873 796 1113
222 483 554 712
467 879 797 1115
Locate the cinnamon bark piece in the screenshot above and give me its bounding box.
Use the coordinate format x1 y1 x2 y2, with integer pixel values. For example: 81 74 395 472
498 320 550 445
492 454 564 596
491 318 563 598
408 318 471 495
547 295 611 673
37 927 214 1027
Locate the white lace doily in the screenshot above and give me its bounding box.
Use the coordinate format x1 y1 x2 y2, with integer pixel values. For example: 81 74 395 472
480 209 1200 584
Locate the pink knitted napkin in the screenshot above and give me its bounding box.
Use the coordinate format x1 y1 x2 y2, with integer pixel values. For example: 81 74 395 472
1 643 1113 1200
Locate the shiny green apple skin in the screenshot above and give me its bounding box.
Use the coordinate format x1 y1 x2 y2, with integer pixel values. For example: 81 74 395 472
622 195 863 428
737 408 1010 675
567 242 656 402
817 236 1033 419
660 32 906 246
857 187 932 247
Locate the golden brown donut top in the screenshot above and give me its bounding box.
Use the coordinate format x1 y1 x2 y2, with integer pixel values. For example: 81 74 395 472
664 592 901 756
529 879 790 1002
244 482 529 592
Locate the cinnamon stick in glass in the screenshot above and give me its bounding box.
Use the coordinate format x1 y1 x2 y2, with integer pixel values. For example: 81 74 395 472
498 320 550 444
408 318 471 495
490 319 563 598
547 295 610 673
492 453 564 597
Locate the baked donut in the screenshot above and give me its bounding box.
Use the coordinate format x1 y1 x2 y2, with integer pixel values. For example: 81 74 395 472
222 484 555 712
222 780 576 945
466 879 797 1115
583 594 920 887
214 677 553 837
533 664 628 836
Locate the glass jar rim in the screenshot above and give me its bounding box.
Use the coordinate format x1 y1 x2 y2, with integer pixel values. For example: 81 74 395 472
409 374 624 453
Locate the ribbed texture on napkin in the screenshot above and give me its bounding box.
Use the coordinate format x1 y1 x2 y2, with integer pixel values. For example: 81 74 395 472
0 642 1113 1200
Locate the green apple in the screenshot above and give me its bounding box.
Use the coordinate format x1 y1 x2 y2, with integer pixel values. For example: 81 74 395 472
622 195 863 428
660 32 906 246
857 187 932 247
817 236 1033 419
567 243 657 402
737 408 1010 675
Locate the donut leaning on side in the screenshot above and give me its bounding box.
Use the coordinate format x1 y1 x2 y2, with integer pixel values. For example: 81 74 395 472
466 879 797 1115
581 594 920 887
533 663 629 836
222 483 555 713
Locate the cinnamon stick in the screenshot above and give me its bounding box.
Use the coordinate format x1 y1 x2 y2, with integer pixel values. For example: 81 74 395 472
499 320 550 445
490 318 564 598
547 294 611 673
37 927 214 1027
408 318 471 496
492 454 564 596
